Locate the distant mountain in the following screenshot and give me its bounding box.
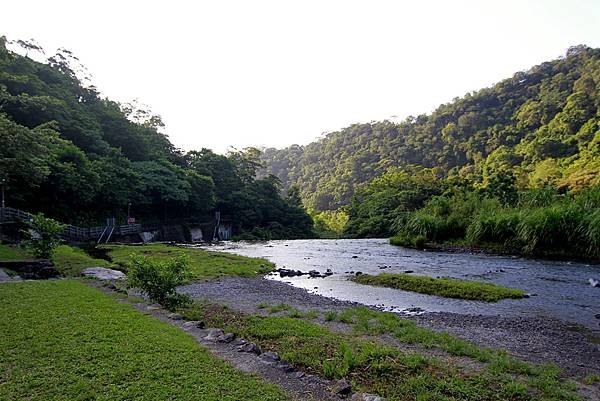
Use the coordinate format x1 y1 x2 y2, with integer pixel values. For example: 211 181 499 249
261 45 600 210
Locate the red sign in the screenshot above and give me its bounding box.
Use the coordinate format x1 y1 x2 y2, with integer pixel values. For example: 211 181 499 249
127 217 136 225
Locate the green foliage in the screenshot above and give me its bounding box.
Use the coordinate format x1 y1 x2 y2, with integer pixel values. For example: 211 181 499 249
51 245 115 277
0 280 288 400
0 243 30 261
352 273 525 302
389 185 600 258
309 209 349 238
126 255 191 310
105 244 274 280
25 213 65 258
0 38 313 238
179 302 578 400
262 46 600 213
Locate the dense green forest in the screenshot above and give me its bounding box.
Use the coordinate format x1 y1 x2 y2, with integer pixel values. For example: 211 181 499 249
262 45 600 210
0 37 313 239
261 45 600 257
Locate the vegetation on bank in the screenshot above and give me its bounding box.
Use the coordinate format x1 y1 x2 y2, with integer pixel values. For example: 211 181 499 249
103 243 274 280
179 301 579 400
389 186 600 259
0 36 313 239
352 273 525 302
0 280 287 401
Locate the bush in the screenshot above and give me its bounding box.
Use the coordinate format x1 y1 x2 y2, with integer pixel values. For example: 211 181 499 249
25 213 65 258
413 235 427 249
127 255 191 310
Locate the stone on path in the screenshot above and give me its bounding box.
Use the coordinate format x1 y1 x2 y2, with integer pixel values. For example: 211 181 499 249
81 267 126 280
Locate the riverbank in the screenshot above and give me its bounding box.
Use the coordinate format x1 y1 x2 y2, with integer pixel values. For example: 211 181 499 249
180 276 600 380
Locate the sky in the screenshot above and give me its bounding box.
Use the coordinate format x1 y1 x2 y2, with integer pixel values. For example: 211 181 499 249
3 0 600 154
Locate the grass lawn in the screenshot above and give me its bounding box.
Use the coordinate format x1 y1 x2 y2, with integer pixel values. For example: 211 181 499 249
180 302 578 401
0 280 287 401
0 243 30 261
51 245 117 276
102 244 274 280
352 272 525 302
0 243 115 277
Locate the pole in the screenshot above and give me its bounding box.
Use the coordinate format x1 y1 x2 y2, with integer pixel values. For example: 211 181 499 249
1 179 5 208
127 202 131 220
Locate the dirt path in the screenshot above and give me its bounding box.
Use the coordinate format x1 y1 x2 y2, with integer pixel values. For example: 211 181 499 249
180 276 600 379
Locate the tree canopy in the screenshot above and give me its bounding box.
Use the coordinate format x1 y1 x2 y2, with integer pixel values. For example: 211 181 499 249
0 36 313 239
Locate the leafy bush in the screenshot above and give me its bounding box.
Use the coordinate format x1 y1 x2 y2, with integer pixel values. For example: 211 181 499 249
25 213 65 258
127 255 191 310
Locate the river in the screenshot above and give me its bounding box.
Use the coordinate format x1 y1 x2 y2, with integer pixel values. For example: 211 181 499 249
195 238 600 330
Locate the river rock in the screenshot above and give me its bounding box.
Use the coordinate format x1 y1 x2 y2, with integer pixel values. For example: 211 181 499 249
168 313 184 320
350 393 386 401
238 342 261 354
332 379 352 395
216 333 236 343
82 267 126 280
276 361 295 372
204 328 224 341
259 351 280 363
182 321 202 330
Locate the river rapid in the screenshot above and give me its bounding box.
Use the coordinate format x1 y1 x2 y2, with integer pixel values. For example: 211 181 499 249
196 238 600 330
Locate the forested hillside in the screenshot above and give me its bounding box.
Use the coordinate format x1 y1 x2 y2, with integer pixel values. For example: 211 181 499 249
0 37 313 239
262 45 600 211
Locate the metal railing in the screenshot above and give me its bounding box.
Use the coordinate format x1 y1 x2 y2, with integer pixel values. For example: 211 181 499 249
0 207 144 242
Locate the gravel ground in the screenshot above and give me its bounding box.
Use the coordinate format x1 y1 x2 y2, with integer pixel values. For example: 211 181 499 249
181 276 600 379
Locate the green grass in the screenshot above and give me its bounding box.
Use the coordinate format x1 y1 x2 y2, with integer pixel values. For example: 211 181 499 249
51 245 117 276
102 244 275 281
179 302 579 400
583 374 600 385
0 243 115 277
352 273 525 302
0 280 288 401
0 243 31 261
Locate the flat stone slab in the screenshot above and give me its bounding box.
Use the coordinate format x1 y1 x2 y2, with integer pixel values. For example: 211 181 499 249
82 267 126 280
0 268 20 283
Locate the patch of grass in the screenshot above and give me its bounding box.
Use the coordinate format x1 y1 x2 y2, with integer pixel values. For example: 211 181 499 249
583 374 600 385
0 243 31 261
102 244 274 281
0 244 116 278
267 303 293 314
352 272 525 302
259 303 320 319
51 245 116 276
0 280 288 401
178 302 579 400
325 311 338 321
334 307 579 399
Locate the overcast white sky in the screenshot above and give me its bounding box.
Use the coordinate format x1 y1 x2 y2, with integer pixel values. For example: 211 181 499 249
4 1 600 153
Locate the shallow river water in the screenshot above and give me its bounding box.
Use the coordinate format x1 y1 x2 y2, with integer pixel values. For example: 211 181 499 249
196 238 600 330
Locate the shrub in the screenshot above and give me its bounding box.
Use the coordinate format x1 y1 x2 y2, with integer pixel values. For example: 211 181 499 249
25 213 65 258
127 255 191 310
413 235 427 249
